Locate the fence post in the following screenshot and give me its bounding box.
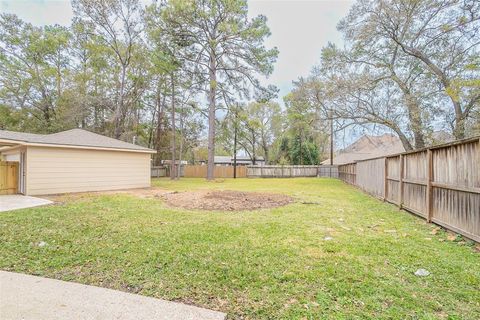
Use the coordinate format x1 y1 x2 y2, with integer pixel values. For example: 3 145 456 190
399 154 404 209
426 149 433 222
383 157 388 201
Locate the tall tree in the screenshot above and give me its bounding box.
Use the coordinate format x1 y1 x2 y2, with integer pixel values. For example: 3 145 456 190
72 0 143 139
341 0 480 139
158 0 278 179
0 14 71 132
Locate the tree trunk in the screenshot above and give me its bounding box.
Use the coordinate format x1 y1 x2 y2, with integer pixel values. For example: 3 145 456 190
155 83 165 166
207 54 217 180
453 107 466 140
233 109 238 179
398 45 465 139
395 129 413 151
177 100 184 179
329 110 334 165
170 74 176 180
406 96 426 149
251 129 256 165
114 65 127 139
390 73 425 148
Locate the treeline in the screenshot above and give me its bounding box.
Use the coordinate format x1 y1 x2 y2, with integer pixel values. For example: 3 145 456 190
0 0 279 178
1 0 479 173
285 0 479 152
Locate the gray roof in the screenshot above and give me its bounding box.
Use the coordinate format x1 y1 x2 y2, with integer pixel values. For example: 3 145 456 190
214 155 265 163
321 134 405 165
0 129 154 152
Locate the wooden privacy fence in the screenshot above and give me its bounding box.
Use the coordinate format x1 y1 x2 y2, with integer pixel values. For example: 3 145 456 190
151 166 168 178
183 165 247 178
247 165 338 178
338 137 480 242
0 161 18 195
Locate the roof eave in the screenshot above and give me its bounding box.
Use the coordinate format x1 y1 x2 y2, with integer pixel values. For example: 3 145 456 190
20 141 156 154
0 138 27 146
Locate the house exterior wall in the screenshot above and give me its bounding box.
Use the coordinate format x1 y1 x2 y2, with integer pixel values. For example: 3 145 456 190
25 146 151 195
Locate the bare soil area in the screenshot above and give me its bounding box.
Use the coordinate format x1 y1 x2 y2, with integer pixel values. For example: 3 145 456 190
162 190 293 211
45 188 293 211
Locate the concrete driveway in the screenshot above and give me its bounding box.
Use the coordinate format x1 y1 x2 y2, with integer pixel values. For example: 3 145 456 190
0 195 52 212
0 271 226 320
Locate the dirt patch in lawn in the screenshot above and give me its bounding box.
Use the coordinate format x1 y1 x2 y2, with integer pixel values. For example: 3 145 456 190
162 190 293 211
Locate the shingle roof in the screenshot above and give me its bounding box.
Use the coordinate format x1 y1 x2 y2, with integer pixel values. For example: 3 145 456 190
0 129 155 152
321 134 405 165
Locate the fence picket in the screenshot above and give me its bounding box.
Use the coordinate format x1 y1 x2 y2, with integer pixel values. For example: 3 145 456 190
338 137 480 242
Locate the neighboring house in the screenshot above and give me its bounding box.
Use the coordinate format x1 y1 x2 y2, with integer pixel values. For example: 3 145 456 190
322 134 405 165
159 160 188 166
214 155 265 166
0 129 156 196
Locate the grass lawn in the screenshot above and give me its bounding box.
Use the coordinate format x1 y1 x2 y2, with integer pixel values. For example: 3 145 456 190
1 178 479 319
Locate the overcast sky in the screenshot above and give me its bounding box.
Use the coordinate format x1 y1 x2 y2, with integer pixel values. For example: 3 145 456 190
0 0 353 101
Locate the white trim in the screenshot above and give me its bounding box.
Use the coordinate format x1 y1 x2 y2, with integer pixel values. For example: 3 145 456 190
0 139 156 154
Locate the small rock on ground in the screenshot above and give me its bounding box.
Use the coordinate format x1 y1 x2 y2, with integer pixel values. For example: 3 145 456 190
414 269 430 277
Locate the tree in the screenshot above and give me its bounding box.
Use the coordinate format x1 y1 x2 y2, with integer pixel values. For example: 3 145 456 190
158 0 278 179
0 14 71 132
72 0 143 139
282 79 330 162
340 0 480 139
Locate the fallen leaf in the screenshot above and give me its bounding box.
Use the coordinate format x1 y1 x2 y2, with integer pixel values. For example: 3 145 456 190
447 233 457 241
430 227 441 235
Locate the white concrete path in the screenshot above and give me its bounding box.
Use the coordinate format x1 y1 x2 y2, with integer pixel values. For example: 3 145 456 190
0 271 226 320
0 195 52 212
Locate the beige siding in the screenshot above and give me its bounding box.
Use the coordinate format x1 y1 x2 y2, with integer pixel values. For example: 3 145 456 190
26 147 151 195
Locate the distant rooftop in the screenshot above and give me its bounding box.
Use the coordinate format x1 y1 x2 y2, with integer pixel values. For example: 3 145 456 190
322 134 405 165
0 129 154 152
214 156 265 163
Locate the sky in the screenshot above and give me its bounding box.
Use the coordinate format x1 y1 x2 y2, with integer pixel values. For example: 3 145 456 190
0 0 353 101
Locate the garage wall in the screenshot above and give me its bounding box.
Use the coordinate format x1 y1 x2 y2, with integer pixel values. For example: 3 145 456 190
26 147 151 195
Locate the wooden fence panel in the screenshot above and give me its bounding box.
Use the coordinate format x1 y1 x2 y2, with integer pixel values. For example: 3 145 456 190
430 140 480 240
0 161 18 195
338 163 356 185
246 165 338 178
356 158 385 199
386 156 400 205
337 137 480 242
402 151 428 217
151 166 168 178
318 166 339 178
183 165 247 178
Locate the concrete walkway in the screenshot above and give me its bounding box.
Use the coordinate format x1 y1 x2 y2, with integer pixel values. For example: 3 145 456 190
0 271 226 320
0 195 52 212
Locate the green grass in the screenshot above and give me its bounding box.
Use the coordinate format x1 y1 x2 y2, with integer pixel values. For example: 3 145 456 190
1 178 479 319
